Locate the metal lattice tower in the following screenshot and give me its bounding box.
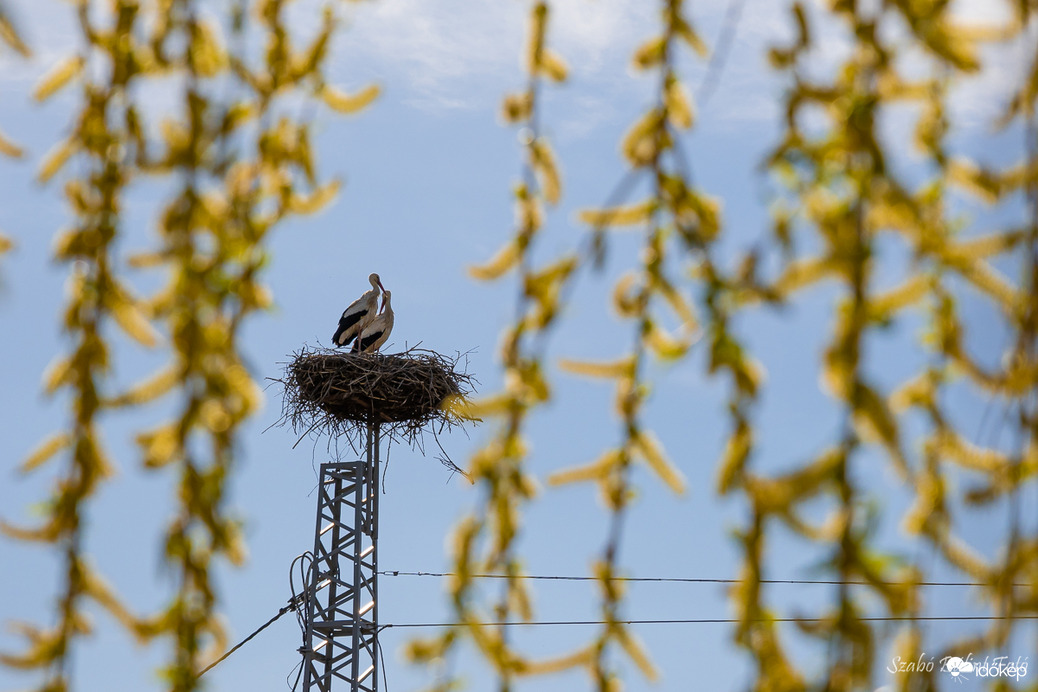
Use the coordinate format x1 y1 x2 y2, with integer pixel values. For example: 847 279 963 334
301 425 381 692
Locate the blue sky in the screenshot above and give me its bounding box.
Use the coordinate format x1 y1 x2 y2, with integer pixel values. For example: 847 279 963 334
0 0 1033 690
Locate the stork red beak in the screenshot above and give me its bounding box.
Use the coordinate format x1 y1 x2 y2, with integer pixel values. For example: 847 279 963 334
377 279 385 292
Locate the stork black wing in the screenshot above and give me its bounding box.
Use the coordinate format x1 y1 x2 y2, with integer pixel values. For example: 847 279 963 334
352 328 383 354
332 309 367 346
332 327 352 346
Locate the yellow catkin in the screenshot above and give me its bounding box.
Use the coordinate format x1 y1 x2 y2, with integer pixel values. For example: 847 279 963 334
615 626 660 681
288 180 341 214
110 299 161 348
547 449 623 486
501 92 532 123
773 256 834 295
889 371 937 412
136 425 179 468
530 139 561 204
0 129 24 158
191 20 227 76
632 36 666 69
33 56 84 102
716 422 752 493
558 357 635 380
451 393 513 420
664 77 694 129
107 366 179 407
37 138 78 183
676 18 708 56
645 323 691 360
955 257 1021 312
520 645 595 675
469 242 521 280
632 430 687 494
868 274 930 318
578 200 656 227
945 231 1023 259
320 84 380 114
612 272 644 317
20 432 73 473
621 109 666 165
657 280 697 327
0 12 31 57
934 429 1009 473
525 3 548 74
539 50 568 81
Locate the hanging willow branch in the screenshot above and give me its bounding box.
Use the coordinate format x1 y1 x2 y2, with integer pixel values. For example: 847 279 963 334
3 1 1037 691
1 0 378 690
0 0 28 264
725 1 1038 689
405 2 575 688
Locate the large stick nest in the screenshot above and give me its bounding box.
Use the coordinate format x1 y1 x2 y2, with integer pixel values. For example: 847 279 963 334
273 345 475 451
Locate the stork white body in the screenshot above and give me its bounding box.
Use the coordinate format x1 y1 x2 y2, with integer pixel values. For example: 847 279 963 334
333 273 383 347
352 290 394 354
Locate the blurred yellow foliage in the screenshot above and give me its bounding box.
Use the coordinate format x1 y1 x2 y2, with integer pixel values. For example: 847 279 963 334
4 0 374 689
1 0 1035 689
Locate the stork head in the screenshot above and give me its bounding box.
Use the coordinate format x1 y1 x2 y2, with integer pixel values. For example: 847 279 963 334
368 273 383 291
380 289 392 312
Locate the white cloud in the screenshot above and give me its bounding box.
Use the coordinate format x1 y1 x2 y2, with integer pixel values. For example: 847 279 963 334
550 0 654 74
332 0 661 111
333 0 523 110
2 0 1028 140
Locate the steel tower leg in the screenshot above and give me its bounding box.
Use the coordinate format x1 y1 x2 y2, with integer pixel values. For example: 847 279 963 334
301 426 380 692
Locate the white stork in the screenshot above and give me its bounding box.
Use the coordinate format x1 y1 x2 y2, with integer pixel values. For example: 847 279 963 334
352 290 394 354
332 273 383 347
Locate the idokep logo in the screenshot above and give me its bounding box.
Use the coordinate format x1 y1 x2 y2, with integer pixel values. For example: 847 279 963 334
888 653 1029 683
939 655 1028 683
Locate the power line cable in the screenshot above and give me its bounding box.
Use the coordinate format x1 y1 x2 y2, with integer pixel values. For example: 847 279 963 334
287 660 304 692
197 597 300 679
191 563 1034 680
290 553 315 639
695 0 750 107
379 570 1017 588
381 614 1038 629
198 553 317 682
191 595 1038 680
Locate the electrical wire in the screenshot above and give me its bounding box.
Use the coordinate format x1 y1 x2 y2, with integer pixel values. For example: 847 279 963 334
193 578 1037 682
286 660 304 692
288 552 316 691
378 570 1016 588
381 614 1038 629
290 552 315 638
695 0 749 108
197 599 299 678
194 553 315 683
195 558 1031 681
377 626 390 692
